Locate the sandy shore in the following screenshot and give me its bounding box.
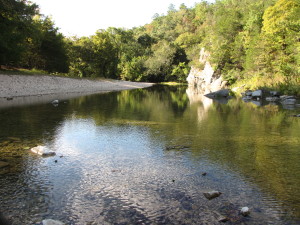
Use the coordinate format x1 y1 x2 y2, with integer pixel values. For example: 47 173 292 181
0 74 154 108
0 74 154 98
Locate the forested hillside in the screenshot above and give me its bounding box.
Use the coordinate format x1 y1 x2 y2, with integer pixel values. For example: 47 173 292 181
1 0 299 93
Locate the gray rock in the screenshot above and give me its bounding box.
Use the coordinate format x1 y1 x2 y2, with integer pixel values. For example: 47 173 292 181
252 90 263 98
240 207 250 216
42 219 64 225
203 191 222 200
205 89 230 98
280 95 295 100
266 97 280 102
0 161 9 168
51 100 59 104
281 98 296 105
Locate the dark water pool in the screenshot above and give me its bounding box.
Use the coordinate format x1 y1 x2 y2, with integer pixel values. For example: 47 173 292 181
0 85 299 224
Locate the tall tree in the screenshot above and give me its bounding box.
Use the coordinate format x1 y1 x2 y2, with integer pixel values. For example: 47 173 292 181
0 0 38 66
262 0 300 78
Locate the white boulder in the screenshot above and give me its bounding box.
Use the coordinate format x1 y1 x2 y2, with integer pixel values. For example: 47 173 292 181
31 146 56 157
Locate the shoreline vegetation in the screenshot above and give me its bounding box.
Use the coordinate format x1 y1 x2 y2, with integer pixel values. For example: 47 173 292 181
1 0 299 95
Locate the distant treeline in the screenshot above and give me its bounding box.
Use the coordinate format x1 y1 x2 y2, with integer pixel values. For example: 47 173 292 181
1 0 299 92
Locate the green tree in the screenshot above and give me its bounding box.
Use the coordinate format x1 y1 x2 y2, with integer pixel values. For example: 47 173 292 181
262 0 300 78
0 0 38 66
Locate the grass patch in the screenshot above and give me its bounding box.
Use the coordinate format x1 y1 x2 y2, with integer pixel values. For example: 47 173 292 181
0 66 49 76
0 66 116 81
159 82 188 86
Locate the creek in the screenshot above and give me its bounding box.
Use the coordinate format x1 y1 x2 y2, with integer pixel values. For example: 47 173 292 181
0 85 299 224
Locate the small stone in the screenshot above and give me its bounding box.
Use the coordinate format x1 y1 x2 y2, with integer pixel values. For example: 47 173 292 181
0 161 10 168
51 100 59 104
202 172 207 176
42 219 64 225
218 216 229 223
212 211 229 223
203 191 222 200
270 91 280 97
240 207 250 216
266 97 280 102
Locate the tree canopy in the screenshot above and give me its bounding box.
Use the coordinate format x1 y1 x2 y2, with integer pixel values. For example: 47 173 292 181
1 0 299 93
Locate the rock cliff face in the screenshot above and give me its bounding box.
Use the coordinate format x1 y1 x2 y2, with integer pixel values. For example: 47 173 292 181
186 48 226 94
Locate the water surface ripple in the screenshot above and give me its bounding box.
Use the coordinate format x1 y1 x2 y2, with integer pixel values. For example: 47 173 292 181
0 86 299 224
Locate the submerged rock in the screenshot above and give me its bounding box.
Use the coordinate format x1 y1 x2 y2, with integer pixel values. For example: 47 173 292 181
218 215 229 223
203 191 222 200
31 146 56 157
0 161 10 168
165 145 190 150
240 207 250 216
51 100 59 104
42 219 64 225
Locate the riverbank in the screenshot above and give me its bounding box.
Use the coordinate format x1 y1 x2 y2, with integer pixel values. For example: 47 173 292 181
0 74 154 98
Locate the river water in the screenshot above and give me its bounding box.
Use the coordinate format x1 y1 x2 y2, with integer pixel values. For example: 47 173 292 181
0 85 299 225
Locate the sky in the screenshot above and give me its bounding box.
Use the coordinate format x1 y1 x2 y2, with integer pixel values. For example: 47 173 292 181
33 0 209 37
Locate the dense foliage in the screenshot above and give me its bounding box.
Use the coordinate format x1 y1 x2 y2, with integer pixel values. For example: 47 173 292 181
0 0 68 72
1 0 299 92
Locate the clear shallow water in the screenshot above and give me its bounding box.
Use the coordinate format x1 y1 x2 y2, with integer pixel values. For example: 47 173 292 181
0 85 299 224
